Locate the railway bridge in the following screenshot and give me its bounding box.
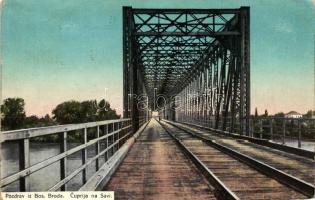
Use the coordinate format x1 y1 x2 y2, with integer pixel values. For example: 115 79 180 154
1 7 315 200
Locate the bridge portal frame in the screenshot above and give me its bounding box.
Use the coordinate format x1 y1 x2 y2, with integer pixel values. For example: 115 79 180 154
123 6 250 135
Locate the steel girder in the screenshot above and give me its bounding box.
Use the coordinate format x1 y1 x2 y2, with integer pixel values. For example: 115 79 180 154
123 7 250 135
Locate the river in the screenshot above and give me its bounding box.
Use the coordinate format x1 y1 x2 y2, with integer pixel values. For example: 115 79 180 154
1 142 108 191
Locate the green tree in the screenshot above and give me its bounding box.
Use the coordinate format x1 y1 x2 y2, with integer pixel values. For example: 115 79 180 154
97 99 120 120
303 110 315 118
264 109 268 117
79 100 98 122
255 107 258 117
274 112 285 118
52 99 120 124
273 112 285 125
24 114 56 128
1 98 26 130
52 100 82 124
24 115 40 128
42 114 54 123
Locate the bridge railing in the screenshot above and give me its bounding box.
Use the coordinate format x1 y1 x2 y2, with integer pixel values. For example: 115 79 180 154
0 118 132 191
250 117 315 149
176 113 314 151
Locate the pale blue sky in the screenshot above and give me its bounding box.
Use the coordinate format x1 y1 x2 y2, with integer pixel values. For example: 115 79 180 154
1 0 315 116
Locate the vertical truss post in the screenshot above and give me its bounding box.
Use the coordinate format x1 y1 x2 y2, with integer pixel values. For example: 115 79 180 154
239 6 250 135
123 7 130 119
123 6 139 132
170 97 176 121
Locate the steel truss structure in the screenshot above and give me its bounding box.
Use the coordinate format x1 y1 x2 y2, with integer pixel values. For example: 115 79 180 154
123 7 250 135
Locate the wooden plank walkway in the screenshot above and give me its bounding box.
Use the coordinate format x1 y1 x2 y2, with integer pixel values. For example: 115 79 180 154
104 120 217 200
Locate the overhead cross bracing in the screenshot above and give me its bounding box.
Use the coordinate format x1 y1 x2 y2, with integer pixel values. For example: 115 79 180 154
133 9 238 97
123 7 250 135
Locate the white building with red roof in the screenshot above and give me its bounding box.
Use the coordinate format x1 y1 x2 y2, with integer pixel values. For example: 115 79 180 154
285 111 302 118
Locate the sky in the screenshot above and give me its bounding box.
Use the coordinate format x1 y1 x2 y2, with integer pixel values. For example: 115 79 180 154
1 0 315 117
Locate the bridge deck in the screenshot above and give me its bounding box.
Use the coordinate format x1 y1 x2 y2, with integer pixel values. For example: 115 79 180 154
104 119 312 199
104 119 217 200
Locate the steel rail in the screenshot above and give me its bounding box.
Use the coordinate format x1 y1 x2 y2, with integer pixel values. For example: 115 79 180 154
165 120 315 198
179 121 315 159
156 119 239 200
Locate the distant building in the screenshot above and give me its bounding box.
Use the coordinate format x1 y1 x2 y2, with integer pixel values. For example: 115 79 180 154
285 111 302 118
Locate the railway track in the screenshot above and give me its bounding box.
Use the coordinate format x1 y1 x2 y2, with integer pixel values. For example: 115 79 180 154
158 119 312 200
169 120 315 185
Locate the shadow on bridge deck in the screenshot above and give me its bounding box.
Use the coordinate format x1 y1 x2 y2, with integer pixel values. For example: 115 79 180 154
104 119 216 200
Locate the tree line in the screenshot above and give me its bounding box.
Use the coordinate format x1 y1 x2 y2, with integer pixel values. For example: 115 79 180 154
253 107 315 118
1 98 120 131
